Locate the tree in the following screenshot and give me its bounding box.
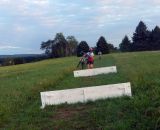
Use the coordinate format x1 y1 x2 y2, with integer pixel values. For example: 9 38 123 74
2 58 14 66
96 36 109 54
132 21 150 51
53 33 69 57
66 36 78 56
150 26 160 50
108 43 117 52
119 35 132 52
41 33 69 58
13 57 25 65
77 41 89 57
40 40 54 56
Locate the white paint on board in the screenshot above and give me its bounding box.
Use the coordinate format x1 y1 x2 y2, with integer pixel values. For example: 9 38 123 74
40 82 132 108
73 66 117 77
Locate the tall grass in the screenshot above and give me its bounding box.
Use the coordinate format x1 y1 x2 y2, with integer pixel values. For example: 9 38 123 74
0 51 160 130
0 57 77 128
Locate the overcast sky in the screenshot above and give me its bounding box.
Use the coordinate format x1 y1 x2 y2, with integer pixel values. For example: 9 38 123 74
0 0 160 54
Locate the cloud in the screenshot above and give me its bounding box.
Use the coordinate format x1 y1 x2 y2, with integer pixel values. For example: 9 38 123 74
0 45 21 49
31 0 49 5
0 0 160 54
14 25 27 32
0 43 42 54
82 7 92 10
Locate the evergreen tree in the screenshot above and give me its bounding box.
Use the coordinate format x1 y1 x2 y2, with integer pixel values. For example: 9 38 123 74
108 43 117 52
151 26 160 50
132 21 150 51
119 35 131 52
77 41 89 57
96 36 109 54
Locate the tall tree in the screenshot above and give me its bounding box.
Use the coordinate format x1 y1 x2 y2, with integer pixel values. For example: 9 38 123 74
77 41 89 57
132 21 150 51
96 36 109 54
150 26 160 50
53 33 68 57
41 33 69 58
66 36 78 56
40 40 54 56
119 35 132 52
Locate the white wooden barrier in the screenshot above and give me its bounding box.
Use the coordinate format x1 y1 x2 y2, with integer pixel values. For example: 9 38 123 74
40 82 132 108
73 66 117 77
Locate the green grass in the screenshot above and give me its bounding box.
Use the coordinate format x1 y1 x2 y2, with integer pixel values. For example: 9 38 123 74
0 51 160 130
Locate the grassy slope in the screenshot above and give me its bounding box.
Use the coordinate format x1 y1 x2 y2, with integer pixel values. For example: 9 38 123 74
0 51 160 130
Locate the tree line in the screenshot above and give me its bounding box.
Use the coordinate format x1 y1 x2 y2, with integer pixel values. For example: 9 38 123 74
2 21 159 67
41 33 78 58
41 21 160 58
119 21 160 52
41 33 117 58
0 54 48 66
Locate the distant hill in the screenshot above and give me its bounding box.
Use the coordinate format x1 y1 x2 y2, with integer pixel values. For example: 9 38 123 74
0 54 49 66
0 54 46 58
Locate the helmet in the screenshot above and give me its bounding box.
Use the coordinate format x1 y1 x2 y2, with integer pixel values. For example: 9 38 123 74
89 48 93 51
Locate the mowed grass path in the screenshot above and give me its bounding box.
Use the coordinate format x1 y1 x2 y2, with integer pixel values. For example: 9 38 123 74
0 51 160 130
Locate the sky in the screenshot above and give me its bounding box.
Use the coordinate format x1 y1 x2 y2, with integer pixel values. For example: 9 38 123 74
0 0 160 55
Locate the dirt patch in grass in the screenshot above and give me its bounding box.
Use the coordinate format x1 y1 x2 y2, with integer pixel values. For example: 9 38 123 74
53 105 92 121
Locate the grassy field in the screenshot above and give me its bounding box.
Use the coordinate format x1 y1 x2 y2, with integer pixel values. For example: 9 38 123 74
0 51 160 130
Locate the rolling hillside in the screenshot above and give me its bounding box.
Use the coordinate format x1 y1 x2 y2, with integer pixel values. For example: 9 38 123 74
0 51 160 130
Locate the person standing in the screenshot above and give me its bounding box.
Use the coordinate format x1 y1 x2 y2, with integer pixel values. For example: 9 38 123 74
87 48 94 69
98 51 102 60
